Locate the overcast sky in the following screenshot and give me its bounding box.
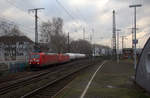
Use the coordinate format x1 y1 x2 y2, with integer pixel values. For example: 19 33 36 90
0 0 149 48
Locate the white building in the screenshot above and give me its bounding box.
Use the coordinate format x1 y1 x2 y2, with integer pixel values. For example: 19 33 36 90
0 35 34 63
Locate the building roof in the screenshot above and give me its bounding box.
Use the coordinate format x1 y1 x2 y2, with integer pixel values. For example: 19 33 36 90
0 35 33 44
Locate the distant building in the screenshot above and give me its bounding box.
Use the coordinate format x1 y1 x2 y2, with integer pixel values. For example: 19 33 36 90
94 46 112 56
0 35 34 62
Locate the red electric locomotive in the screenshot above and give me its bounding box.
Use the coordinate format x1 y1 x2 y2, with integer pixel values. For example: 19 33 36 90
29 52 70 67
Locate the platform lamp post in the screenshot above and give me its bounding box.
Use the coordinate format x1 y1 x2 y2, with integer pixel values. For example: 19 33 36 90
129 4 142 69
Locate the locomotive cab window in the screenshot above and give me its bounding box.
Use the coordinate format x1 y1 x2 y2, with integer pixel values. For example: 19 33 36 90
31 54 40 58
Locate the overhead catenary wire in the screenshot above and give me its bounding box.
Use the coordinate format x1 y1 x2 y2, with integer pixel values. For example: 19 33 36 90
4 0 49 37
55 0 81 26
0 16 34 29
55 0 76 20
137 32 150 39
72 6 88 23
5 0 88 40
5 0 48 24
55 0 86 39
6 0 34 18
4 0 36 29
0 16 34 35
138 32 150 48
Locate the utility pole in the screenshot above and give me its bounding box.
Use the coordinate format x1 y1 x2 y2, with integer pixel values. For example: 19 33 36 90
92 28 95 57
28 8 45 47
129 4 142 69
83 27 85 40
121 36 126 50
116 29 121 63
121 36 127 54
129 28 138 49
89 33 94 60
90 34 92 43
131 28 134 49
67 32 70 52
122 36 124 50
112 10 117 56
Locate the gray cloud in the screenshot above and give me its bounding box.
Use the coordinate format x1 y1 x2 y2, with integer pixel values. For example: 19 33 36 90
0 0 148 47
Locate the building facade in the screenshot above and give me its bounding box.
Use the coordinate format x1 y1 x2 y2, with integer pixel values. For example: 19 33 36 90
0 35 34 63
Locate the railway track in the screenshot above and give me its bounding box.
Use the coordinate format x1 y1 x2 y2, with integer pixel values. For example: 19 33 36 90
0 70 51 95
0 59 97 98
21 61 96 98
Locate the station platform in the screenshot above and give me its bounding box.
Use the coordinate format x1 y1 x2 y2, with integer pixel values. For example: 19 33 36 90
54 60 150 98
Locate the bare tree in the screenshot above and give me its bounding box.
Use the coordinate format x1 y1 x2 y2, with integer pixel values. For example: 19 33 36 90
0 20 24 60
0 21 11 35
0 20 21 36
70 39 92 55
40 21 52 43
10 25 21 36
40 17 67 53
50 34 67 53
52 17 63 35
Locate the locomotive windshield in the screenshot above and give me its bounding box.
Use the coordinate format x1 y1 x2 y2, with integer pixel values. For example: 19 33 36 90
31 54 40 58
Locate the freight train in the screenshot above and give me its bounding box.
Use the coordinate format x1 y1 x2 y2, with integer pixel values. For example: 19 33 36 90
29 52 86 67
